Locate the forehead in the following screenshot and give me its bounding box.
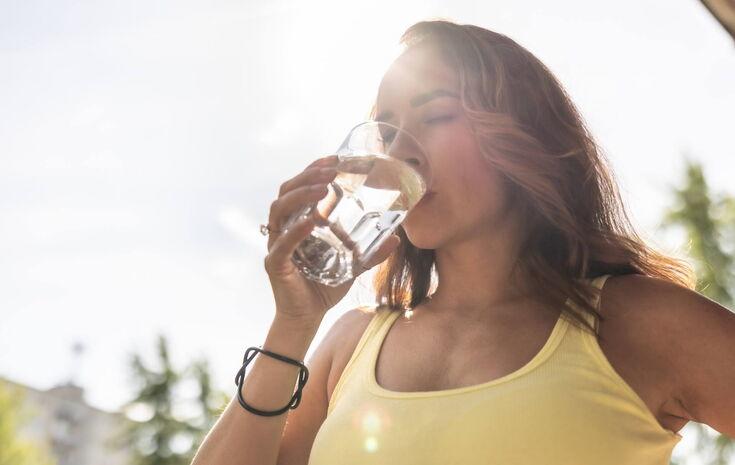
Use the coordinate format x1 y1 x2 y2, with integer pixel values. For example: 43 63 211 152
377 46 458 103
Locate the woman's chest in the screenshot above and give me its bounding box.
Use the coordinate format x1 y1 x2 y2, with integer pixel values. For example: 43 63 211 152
370 311 681 432
317 318 683 465
374 316 551 392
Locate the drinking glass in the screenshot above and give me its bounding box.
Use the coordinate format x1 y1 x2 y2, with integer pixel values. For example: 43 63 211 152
283 121 432 287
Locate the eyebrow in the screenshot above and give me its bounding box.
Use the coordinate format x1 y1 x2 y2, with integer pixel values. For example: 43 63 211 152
375 88 459 122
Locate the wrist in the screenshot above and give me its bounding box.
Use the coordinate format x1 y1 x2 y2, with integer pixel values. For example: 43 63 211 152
263 315 321 361
272 313 323 333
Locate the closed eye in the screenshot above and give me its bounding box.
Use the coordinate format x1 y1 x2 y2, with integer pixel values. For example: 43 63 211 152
424 115 455 124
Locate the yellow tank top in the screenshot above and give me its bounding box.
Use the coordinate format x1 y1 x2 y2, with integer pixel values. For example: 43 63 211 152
307 274 682 465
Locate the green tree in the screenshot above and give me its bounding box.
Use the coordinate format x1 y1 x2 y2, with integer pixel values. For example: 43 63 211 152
113 333 228 465
0 382 57 465
659 157 735 465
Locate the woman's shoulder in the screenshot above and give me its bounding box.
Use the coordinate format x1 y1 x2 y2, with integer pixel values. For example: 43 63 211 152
325 305 385 404
328 304 385 357
594 273 717 432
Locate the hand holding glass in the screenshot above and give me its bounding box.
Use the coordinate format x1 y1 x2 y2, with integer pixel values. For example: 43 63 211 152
283 121 432 287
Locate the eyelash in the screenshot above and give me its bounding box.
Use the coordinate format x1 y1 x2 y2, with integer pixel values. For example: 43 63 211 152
381 115 454 143
424 115 455 124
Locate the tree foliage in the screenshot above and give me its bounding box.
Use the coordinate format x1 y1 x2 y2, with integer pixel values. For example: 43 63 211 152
112 334 229 465
0 382 57 465
660 157 735 465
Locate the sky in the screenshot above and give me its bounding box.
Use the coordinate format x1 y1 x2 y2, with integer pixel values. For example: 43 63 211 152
1 0 733 462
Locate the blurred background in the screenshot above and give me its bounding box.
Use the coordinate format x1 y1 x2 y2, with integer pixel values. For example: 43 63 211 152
1 0 733 464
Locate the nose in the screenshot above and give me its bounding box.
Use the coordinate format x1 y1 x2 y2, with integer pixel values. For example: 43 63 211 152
384 127 431 185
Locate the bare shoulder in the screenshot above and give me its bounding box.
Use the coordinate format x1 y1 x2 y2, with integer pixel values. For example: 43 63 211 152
591 274 689 430
607 274 735 435
598 274 674 318
326 306 377 351
598 273 710 327
601 273 730 332
325 306 379 404
598 273 695 375
593 274 676 353
598 273 735 432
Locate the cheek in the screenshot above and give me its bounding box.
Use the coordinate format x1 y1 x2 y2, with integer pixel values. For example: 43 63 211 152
408 123 506 226
435 138 509 221
456 157 492 193
434 129 496 197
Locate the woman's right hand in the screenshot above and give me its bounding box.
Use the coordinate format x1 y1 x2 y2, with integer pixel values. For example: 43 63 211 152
263 155 402 325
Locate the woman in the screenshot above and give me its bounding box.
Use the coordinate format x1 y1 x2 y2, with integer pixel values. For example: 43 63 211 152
192 20 735 465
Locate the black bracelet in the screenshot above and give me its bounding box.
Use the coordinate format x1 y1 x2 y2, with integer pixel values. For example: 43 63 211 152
234 346 310 417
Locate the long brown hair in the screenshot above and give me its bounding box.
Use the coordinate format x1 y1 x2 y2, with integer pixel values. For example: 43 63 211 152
369 19 696 336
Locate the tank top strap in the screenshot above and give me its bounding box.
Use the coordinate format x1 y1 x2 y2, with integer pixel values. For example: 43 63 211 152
573 274 613 330
590 274 613 297
361 305 403 368
327 305 395 415
346 304 394 362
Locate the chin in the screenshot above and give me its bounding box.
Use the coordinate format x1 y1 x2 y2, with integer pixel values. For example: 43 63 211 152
401 224 442 250
401 196 443 248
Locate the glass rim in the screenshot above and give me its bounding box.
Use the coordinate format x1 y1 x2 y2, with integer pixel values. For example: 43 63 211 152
336 120 431 193
345 120 429 156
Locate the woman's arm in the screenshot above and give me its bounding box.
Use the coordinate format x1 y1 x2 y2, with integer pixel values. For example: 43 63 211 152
190 315 324 465
616 275 735 437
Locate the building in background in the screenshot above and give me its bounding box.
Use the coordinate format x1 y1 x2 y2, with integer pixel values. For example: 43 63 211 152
0 376 133 465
